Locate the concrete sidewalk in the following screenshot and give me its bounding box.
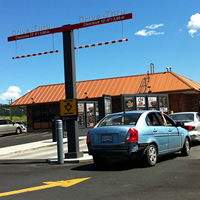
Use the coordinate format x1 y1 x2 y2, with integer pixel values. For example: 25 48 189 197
0 136 93 164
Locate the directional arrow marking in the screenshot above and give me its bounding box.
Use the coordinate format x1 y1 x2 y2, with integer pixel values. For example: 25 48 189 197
0 177 90 197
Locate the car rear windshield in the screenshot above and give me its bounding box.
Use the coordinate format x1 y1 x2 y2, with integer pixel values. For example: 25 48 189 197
170 114 194 122
98 113 141 127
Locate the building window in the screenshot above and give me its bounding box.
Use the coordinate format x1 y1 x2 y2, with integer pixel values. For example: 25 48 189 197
33 108 56 123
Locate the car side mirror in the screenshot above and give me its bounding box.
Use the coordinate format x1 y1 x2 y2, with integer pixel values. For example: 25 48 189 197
175 121 184 127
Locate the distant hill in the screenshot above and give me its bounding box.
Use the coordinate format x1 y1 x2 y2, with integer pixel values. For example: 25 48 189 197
0 104 26 117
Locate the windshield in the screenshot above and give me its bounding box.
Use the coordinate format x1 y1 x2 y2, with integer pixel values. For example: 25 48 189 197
98 113 141 127
170 113 194 122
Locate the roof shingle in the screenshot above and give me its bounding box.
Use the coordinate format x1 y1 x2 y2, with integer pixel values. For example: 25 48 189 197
10 71 200 107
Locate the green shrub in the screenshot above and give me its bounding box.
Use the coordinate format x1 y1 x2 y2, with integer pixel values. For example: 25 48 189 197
1 116 27 126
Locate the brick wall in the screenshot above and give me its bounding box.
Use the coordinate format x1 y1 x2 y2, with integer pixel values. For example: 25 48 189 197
26 92 200 131
169 93 200 113
27 106 33 131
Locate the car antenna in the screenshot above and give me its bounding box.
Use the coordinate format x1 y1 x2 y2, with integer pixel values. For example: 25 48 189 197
123 96 126 114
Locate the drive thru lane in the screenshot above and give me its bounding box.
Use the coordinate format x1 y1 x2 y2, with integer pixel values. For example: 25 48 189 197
0 131 57 148
0 144 200 200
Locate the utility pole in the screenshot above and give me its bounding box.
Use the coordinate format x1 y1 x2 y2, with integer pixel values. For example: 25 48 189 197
8 99 12 120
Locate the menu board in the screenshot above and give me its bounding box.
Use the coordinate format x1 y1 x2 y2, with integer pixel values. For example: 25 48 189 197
159 96 168 112
95 103 99 123
104 98 111 114
86 103 95 127
160 107 168 112
159 96 168 107
78 103 84 112
78 113 85 126
78 103 85 126
148 97 158 110
136 97 146 110
124 96 134 111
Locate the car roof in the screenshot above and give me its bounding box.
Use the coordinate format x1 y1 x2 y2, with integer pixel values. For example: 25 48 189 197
170 112 198 115
107 110 160 116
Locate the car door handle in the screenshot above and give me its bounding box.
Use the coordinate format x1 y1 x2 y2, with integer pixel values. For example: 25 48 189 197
168 129 172 132
153 129 157 133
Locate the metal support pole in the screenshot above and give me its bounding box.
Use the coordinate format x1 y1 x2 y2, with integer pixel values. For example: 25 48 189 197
62 28 83 159
56 120 64 164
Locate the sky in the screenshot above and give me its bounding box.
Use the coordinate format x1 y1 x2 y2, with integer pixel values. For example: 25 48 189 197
0 0 200 104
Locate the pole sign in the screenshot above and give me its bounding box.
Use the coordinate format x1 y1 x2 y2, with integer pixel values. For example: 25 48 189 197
60 99 78 117
8 13 133 42
8 11 133 159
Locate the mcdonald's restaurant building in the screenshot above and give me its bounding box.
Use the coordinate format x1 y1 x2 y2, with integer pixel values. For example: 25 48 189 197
10 70 200 135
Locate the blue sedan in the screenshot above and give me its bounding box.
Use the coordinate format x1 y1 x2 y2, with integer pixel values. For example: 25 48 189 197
87 110 191 167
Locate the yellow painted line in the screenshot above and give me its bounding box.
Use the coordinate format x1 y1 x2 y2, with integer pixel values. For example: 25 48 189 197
0 177 90 197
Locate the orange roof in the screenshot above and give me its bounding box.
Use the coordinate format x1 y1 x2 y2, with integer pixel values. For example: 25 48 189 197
10 71 200 107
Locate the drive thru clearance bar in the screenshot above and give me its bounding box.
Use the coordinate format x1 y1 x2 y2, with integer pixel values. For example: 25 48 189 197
12 50 59 59
74 39 129 49
8 13 133 42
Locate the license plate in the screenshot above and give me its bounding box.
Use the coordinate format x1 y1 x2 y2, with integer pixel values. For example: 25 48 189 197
101 135 113 142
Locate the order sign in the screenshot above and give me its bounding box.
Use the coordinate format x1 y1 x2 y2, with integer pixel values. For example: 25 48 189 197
60 99 78 116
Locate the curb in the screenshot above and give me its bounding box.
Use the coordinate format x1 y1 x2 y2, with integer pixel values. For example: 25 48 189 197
0 136 87 158
0 159 47 164
47 154 93 164
0 136 93 164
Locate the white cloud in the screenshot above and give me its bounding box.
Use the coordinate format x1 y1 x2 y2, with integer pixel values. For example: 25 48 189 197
135 23 164 36
187 13 200 37
0 86 22 102
189 29 197 36
135 29 164 36
146 24 164 29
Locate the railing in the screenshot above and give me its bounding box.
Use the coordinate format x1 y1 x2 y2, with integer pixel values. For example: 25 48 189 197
137 63 154 94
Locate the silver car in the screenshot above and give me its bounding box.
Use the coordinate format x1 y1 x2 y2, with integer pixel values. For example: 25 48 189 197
15 121 27 133
0 119 22 135
169 112 200 142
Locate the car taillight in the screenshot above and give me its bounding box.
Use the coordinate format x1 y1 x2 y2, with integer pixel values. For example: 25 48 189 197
126 128 138 142
87 131 90 144
185 126 195 130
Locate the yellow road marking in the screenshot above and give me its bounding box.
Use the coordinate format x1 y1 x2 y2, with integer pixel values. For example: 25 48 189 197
0 177 90 197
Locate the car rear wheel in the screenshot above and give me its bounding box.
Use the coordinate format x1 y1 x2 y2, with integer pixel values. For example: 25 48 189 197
16 128 21 134
181 137 190 156
143 144 157 167
93 156 107 168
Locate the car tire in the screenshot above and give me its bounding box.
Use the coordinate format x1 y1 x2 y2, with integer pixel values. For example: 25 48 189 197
16 128 21 134
143 144 157 167
181 137 190 156
93 156 107 168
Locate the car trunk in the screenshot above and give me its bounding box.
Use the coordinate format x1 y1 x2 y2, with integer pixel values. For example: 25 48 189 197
89 126 133 145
